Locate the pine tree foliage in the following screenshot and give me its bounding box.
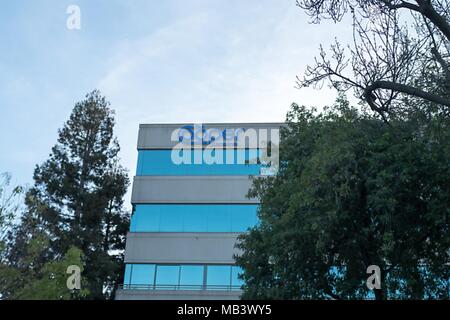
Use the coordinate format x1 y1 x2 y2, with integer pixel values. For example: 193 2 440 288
2 90 130 299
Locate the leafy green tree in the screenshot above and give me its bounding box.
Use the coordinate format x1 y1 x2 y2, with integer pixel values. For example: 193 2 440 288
14 245 90 300
1 211 51 299
2 232 89 299
236 97 450 300
5 90 130 299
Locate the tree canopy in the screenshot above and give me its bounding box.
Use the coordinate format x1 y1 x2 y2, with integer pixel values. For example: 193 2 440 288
0 90 130 299
236 97 450 299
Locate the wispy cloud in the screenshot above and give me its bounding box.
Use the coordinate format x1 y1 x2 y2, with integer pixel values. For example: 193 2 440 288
0 1 353 203
99 6 335 122
95 2 351 198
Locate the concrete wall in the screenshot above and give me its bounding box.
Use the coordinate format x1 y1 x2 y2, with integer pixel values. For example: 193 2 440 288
137 123 283 150
124 232 241 264
131 176 258 204
115 289 241 300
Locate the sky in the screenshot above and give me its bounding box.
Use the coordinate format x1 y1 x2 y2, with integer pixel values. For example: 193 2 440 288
0 0 353 206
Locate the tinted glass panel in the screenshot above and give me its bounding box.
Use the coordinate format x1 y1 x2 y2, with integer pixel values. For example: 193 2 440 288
183 209 208 232
155 265 180 288
207 266 231 287
130 204 258 232
125 264 239 290
231 209 258 232
129 264 155 286
130 205 160 232
124 264 132 285
179 265 204 288
206 209 231 232
159 209 183 232
136 149 262 175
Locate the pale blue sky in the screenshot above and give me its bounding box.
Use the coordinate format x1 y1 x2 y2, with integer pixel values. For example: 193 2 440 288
0 1 352 204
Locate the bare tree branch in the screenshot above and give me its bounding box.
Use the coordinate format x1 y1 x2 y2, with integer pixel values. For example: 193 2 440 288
364 80 450 107
296 0 450 120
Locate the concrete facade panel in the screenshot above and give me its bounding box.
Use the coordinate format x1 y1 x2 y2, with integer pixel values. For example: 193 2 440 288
115 289 241 300
137 123 283 150
124 232 242 264
131 176 258 204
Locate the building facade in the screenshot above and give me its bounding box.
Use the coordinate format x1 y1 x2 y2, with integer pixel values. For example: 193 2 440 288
115 123 281 300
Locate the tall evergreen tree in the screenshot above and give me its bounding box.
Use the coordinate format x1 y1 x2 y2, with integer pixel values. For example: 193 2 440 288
8 90 130 299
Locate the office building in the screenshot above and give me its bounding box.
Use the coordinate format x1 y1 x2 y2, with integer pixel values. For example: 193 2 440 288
116 123 280 300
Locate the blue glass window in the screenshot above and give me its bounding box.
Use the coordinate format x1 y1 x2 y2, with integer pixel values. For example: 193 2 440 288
124 264 132 285
126 264 155 287
231 266 244 287
130 204 258 233
159 209 183 232
179 265 204 289
207 265 231 288
124 264 242 290
183 209 208 232
206 209 232 232
231 209 257 232
136 149 262 175
155 265 180 289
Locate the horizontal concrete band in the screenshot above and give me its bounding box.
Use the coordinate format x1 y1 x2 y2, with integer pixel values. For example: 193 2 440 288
131 176 259 204
124 232 242 264
137 122 283 149
115 289 241 300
